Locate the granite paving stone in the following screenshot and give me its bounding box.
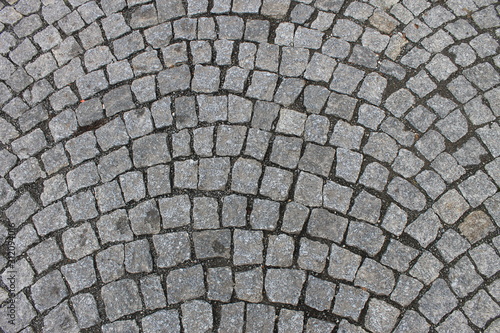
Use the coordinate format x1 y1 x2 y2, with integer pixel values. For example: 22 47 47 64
328 243 362 281
219 303 245 332
294 171 323 207
27 238 63 274
153 232 190 268
31 270 68 312
233 229 264 265
193 229 231 259
265 269 306 305
393 311 430 333
391 275 424 307
274 78 305 106
308 207 348 243
96 244 125 283
281 202 309 234
420 279 458 324
381 239 419 272
365 299 400 333
459 211 496 244
333 284 369 321
410 251 444 285
96 209 133 245
166 265 205 304
469 244 500 278
128 199 161 235
448 256 483 298
207 267 233 302
436 310 474 333
61 256 97 293
71 294 101 329
102 320 139 333
140 275 167 310
62 222 100 261
43 301 79 333
235 268 263 303
101 279 142 321
193 197 220 229
266 234 294 267
259 166 293 201
359 162 389 191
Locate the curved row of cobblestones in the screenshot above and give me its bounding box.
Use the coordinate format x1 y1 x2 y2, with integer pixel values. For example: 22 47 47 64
0 0 499 332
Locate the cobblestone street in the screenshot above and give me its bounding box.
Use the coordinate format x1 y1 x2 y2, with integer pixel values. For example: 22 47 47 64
0 0 499 331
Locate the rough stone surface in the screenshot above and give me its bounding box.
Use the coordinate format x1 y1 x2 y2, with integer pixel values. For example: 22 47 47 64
2 1 499 331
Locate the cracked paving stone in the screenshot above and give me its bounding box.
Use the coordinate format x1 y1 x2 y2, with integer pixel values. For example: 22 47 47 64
418 278 457 324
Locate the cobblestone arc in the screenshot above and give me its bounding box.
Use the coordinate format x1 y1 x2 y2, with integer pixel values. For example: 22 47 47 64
0 0 499 332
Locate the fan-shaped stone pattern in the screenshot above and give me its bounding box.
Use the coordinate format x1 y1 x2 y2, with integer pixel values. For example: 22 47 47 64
0 0 499 332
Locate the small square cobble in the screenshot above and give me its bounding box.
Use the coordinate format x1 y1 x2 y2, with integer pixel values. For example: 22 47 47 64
207 267 233 302
234 229 263 265
62 222 100 261
298 143 335 177
167 265 205 304
305 276 335 311
448 256 483 298
308 208 348 243
418 279 458 324
231 158 262 195
140 275 167 310
298 238 328 273
193 197 219 229
381 240 420 272
354 258 395 296
193 229 231 259
96 209 134 245
266 234 294 267
96 244 125 283
390 275 423 307
71 293 100 329
153 232 191 268
259 166 293 201
250 199 280 231
31 270 68 312
61 256 97 294
28 238 63 274
265 269 306 305
410 251 443 286
222 195 247 227
101 279 142 321
158 195 191 229
333 284 369 321
124 239 153 274
328 244 361 281
347 221 385 256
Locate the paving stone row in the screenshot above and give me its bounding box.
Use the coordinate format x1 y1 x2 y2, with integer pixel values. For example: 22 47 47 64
0 0 499 332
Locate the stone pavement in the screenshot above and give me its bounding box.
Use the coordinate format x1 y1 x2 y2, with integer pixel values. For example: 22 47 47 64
0 0 499 331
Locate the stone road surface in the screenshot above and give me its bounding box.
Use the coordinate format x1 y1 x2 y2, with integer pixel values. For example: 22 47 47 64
0 0 499 332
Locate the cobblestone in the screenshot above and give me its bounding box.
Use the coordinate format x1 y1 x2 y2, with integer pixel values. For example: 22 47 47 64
419 279 458 324
235 268 263 302
333 284 369 321
265 269 306 305
391 275 423 307
266 234 294 267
